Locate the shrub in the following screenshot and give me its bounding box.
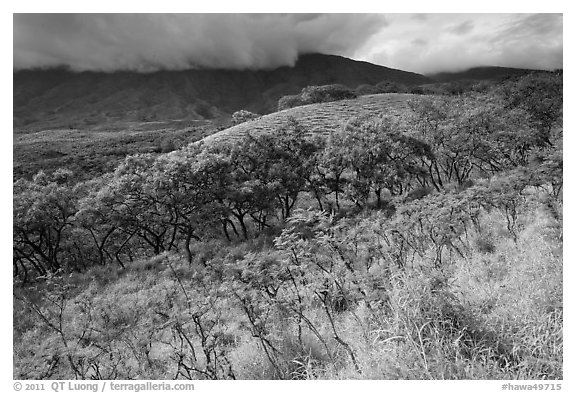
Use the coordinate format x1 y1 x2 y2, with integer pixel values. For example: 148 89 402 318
278 94 306 111
354 84 379 95
355 82 409 95
375 81 408 93
404 186 433 202
159 137 178 153
300 84 357 103
408 85 425 94
474 233 496 254
277 84 357 111
231 110 261 125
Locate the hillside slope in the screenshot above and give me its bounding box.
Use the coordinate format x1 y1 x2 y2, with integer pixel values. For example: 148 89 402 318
14 93 418 181
201 93 416 145
14 54 431 132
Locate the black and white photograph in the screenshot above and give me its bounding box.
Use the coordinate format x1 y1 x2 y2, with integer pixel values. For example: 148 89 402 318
12 10 564 385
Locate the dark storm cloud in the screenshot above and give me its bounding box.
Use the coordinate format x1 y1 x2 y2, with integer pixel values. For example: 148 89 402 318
13 13 563 74
13 14 387 72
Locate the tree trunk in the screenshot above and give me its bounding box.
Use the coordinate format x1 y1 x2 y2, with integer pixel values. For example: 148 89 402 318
221 220 231 241
234 212 249 240
184 231 195 265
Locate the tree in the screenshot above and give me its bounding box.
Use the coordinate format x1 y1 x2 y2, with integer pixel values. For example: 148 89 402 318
149 147 232 262
250 119 323 219
206 140 277 239
408 93 539 189
74 176 122 267
325 115 433 209
13 171 79 280
91 154 174 257
499 72 563 147
315 133 348 212
89 147 234 264
213 118 323 233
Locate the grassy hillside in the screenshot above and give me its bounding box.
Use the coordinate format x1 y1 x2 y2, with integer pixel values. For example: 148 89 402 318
13 72 562 380
202 93 414 145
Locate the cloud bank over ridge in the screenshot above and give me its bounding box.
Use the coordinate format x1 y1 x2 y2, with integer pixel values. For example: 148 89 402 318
14 14 386 72
14 13 563 74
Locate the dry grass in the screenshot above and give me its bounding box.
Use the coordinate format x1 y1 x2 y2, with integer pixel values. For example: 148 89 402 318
201 93 416 145
309 199 562 380
13 174 562 380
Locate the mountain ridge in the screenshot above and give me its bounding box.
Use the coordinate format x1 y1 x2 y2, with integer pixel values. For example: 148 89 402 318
427 65 550 82
14 53 431 132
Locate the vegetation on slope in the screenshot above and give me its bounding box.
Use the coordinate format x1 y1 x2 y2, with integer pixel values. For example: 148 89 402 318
13 72 562 380
14 196 562 379
13 121 222 181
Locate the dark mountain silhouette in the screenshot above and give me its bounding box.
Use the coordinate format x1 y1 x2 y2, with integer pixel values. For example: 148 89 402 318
428 66 545 82
14 53 432 132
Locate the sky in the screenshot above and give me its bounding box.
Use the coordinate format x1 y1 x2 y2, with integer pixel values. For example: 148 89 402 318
13 13 563 75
